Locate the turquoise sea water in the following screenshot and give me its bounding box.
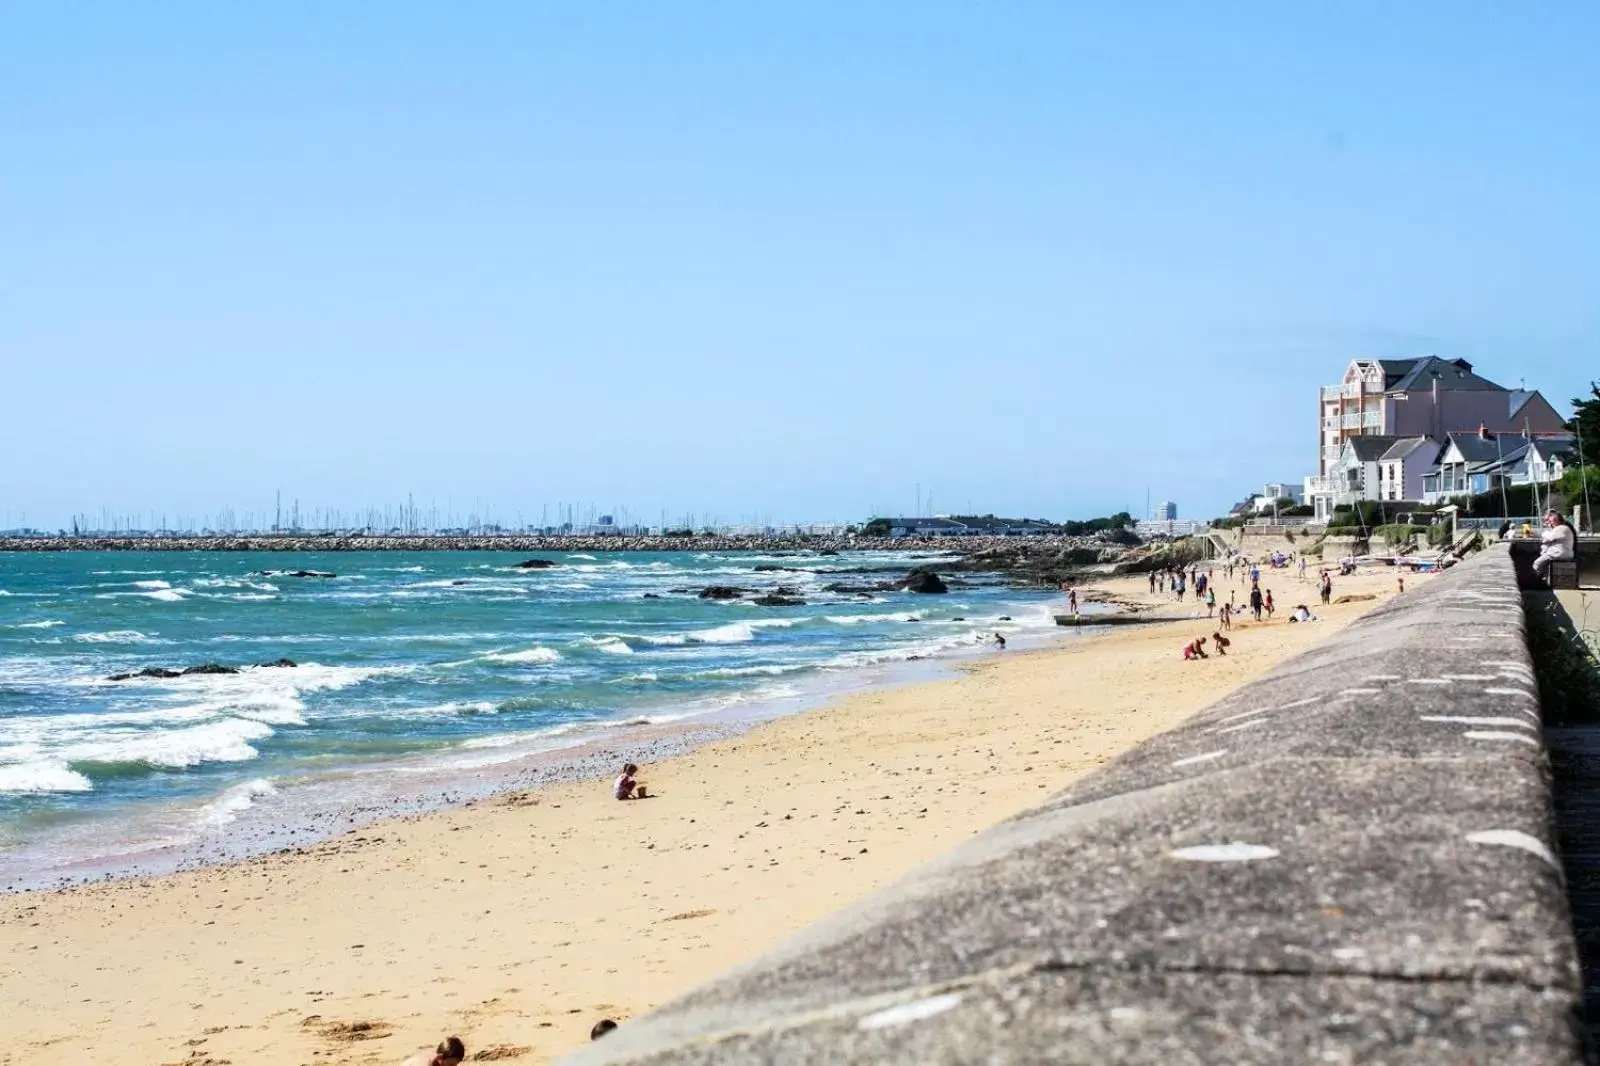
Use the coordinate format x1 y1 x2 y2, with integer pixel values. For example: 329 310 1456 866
0 549 1060 881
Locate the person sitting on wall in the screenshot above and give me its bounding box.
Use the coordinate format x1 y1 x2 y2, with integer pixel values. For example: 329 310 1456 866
1533 510 1577 582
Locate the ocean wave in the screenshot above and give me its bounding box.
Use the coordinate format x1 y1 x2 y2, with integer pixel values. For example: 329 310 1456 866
11 620 65 629
195 778 278 826
480 646 562 664
74 630 166 644
192 578 279 592
634 618 799 646
695 663 810 678
0 759 94 794
825 612 909 625
62 717 275 769
95 587 190 602
133 580 173 590
568 553 597 560
577 636 634 656
609 671 659 683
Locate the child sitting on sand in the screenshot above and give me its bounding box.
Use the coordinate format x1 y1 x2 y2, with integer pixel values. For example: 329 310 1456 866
401 1037 465 1066
1212 631 1230 656
614 763 647 800
1182 637 1208 660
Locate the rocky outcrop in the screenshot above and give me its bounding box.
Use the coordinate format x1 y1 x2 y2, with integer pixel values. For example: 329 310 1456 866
698 586 747 600
901 569 949 594
107 662 240 681
108 659 294 681
752 595 806 607
516 559 556 569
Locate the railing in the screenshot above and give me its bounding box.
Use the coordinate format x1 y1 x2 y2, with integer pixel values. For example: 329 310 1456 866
1319 383 1360 401
1243 517 1318 529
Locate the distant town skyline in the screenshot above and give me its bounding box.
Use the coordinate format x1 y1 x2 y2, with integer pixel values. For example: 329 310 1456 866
3 3 1594 526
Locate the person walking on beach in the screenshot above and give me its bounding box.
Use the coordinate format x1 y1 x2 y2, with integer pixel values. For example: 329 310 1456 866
1319 570 1333 606
1219 602 1232 631
993 631 1007 650
1249 584 1264 622
1263 589 1275 619
1299 556 1308 581
1148 571 1158 595
402 1037 465 1066
1205 587 1216 617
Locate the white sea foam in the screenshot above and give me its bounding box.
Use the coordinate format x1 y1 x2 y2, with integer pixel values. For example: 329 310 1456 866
96 587 190 602
825 612 906 625
481 646 562 664
0 759 94 793
133 580 172 590
61 718 274 768
568 553 597 560
610 672 659 683
74 630 163 644
637 618 798 646
195 778 278 826
12 620 65 629
578 636 634 655
698 663 809 678
381 700 501 719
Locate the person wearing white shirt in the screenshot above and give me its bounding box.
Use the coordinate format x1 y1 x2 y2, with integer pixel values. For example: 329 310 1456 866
1533 510 1577 581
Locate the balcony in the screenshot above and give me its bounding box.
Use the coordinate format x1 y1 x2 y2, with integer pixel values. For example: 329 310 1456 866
1362 410 1382 428
1319 384 1360 402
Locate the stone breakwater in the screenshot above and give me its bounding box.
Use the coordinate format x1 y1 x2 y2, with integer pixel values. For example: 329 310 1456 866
0 533 1122 557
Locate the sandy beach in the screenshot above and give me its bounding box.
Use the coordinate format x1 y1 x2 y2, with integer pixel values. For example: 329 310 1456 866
0 562 1424 1066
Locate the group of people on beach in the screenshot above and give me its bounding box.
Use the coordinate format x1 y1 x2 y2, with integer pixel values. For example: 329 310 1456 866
404 1017 619 1065
1179 549 1334 662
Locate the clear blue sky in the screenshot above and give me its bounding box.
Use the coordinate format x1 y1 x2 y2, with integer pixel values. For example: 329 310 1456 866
2 2 1595 529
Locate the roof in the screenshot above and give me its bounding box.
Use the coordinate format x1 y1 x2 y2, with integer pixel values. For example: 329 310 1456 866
1342 435 1409 462
1440 432 1507 465
886 517 968 530
1527 435 1578 460
1383 356 1505 394
1378 436 1438 462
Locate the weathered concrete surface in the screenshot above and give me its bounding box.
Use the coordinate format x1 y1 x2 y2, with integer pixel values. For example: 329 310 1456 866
559 546 1585 1065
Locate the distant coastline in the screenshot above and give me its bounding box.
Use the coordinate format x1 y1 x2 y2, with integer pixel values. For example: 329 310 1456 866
0 533 1104 554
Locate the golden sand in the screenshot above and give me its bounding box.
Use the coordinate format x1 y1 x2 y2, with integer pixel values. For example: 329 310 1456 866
0 563 1420 1066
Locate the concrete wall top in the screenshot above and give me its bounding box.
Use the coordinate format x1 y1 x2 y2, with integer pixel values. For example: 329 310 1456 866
559 546 1582 1065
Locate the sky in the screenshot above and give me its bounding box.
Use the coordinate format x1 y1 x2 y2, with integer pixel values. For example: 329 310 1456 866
2 2 1596 530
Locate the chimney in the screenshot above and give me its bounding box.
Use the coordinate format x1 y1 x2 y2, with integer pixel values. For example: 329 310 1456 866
1479 422 1490 440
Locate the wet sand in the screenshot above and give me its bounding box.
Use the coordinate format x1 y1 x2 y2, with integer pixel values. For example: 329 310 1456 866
0 562 1421 1066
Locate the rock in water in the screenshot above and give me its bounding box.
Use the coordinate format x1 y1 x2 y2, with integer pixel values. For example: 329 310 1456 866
182 663 239 676
107 667 183 681
901 569 949 594
698 586 746 600
516 559 556 569
752 595 806 606
258 658 298 668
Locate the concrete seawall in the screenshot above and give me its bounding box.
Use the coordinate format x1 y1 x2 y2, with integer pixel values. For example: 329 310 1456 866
560 546 1585 1064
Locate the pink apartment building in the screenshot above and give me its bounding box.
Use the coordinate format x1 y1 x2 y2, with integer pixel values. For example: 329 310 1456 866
1307 356 1567 518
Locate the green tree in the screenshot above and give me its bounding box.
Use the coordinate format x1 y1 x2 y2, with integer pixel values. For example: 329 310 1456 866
1567 382 1600 465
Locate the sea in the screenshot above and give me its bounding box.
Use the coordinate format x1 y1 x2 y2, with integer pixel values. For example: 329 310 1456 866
0 549 1067 887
